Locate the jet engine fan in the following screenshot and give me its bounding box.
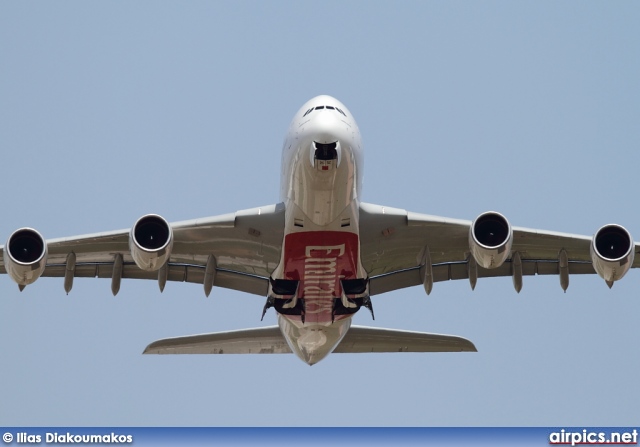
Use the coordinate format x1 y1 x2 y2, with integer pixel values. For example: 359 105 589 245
129 214 173 271
4 228 47 286
469 211 513 269
590 224 634 283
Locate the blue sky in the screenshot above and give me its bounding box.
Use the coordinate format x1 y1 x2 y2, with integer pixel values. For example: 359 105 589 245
0 1 639 426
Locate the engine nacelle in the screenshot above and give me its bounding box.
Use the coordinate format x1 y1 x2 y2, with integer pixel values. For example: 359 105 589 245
590 224 634 283
469 211 513 269
129 214 173 271
4 228 48 286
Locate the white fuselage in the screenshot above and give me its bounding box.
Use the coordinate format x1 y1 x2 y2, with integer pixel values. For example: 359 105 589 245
274 95 366 365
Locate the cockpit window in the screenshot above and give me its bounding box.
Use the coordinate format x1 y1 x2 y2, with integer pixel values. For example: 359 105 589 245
303 105 348 118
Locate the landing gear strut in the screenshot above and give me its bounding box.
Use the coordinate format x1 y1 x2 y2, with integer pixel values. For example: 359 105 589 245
363 296 375 320
261 296 275 321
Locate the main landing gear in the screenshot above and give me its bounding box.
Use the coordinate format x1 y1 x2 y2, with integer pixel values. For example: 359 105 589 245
261 278 374 323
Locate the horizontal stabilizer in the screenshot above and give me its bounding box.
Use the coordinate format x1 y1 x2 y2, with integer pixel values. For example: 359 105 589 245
143 325 476 355
143 326 289 354
337 326 477 353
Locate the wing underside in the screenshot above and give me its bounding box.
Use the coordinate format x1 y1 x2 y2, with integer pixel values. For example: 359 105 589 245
0 203 285 297
0 200 636 298
360 202 640 295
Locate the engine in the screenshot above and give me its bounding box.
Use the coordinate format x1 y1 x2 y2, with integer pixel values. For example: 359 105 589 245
129 214 173 271
590 224 634 282
469 211 513 269
4 228 48 285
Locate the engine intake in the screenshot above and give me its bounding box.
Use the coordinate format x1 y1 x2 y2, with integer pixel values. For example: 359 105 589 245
469 211 513 269
590 224 634 282
129 214 173 271
4 228 48 285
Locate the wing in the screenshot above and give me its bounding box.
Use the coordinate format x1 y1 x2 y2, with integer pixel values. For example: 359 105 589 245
359 202 640 295
143 325 476 354
0 203 285 296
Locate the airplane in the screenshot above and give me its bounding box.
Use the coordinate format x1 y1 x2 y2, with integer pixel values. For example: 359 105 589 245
1 95 636 365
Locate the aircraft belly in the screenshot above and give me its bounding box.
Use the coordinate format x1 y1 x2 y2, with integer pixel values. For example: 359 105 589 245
283 231 359 324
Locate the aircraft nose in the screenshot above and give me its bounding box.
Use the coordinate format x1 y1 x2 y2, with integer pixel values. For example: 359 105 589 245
305 110 349 169
307 109 344 143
